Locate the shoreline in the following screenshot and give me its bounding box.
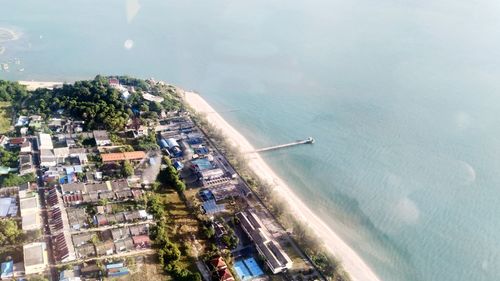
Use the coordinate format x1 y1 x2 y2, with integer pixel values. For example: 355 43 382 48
18 80 64 91
182 90 382 281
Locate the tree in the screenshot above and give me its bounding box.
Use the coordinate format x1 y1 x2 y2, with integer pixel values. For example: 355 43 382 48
122 160 134 177
0 219 21 246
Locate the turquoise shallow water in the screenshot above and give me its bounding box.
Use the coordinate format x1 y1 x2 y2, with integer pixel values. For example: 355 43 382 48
2 1 500 280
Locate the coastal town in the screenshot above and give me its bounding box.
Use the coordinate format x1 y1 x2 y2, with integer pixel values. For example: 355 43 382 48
0 77 336 281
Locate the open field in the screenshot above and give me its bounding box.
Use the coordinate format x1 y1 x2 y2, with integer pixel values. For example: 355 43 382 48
0 101 11 133
163 190 206 273
104 255 166 281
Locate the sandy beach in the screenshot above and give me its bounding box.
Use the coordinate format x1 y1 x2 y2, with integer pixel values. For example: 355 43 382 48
182 91 382 281
18 81 64 91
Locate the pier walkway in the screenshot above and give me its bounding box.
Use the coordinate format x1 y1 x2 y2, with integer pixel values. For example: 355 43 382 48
251 137 315 153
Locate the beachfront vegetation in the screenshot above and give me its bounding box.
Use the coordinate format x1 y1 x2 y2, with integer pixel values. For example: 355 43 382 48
0 76 182 132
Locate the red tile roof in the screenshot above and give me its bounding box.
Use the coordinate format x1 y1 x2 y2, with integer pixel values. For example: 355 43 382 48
211 257 227 269
101 151 146 162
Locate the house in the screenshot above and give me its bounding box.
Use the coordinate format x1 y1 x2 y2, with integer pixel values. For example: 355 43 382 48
129 224 149 236
111 227 129 241
37 133 53 150
23 242 48 275
0 197 17 217
61 183 86 194
40 149 56 167
0 135 8 147
110 179 129 191
236 211 293 274
20 127 28 135
66 207 88 230
114 237 134 253
53 146 70 163
19 154 35 175
93 130 111 146
100 151 146 163
15 116 29 127
75 243 96 259
211 256 227 271
8 137 25 148
29 115 42 129
142 92 164 103
93 214 108 226
20 139 32 153
131 125 149 138
132 235 151 248
59 269 82 281
217 268 235 281
1 261 14 279
80 264 101 279
95 240 115 256
109 78 119 87
72 233 94 247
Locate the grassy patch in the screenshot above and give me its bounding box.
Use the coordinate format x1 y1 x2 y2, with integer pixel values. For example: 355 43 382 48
0 101 11 133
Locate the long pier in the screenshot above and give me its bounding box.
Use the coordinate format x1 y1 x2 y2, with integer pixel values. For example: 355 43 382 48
252 137 315 153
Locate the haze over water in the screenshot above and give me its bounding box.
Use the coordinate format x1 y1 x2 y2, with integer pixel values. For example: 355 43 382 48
2 1 500 280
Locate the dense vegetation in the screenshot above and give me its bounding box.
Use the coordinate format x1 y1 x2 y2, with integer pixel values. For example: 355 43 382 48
0 173 36 187
0 76 182 132
0 80 30 104
157 156 186 193
0 219 22 246
0 147 18 167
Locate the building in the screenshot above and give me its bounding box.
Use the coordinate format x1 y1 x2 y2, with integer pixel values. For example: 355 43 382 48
0 197 17 217
199 168 225 181
93 130 111 146
23 242 48 275
20 194 41 231
40 149 57 167
236 211 293 274
59 269 82 281
20 139 32 153
37 133 53 150
142 92 164 103
100 151 146 163
19 154 35 175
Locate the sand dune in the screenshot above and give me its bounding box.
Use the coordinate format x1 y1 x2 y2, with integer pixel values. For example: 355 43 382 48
182 90 382 281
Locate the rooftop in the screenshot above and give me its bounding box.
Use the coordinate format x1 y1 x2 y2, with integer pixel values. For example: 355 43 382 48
101 151 146 162
23 242 47 267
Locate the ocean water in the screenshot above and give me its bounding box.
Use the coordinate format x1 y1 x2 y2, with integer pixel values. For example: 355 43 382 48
2 1 500 280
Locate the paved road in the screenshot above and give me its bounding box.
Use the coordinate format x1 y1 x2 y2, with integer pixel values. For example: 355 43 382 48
71 221 154 234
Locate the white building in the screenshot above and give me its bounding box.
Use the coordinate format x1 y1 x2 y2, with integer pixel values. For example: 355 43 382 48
23 242 48 275
40 149 57 167
20 194 41 231
37 133 53 150
93 130 111 146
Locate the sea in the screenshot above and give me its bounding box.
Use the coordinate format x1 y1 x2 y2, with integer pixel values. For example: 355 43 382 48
1 1 500 280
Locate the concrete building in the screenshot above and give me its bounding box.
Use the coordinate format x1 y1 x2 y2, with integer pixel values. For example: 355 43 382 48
93 130 111 146
37 133 53 150
23 242 48 275
20 194 41 231
237 211 293 274
40 149 56 167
